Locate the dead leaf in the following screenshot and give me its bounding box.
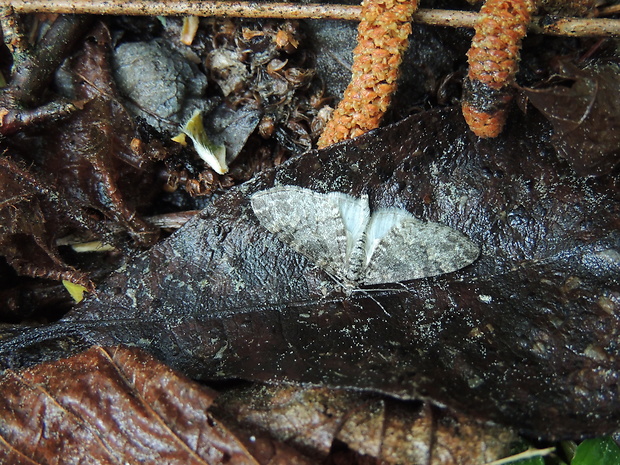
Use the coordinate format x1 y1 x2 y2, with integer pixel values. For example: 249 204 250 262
0 345 315 464
214 384 517 464
44 23 160 246
0 156 92 289
0 22 164 300
522 61 620 176
1 108 618 440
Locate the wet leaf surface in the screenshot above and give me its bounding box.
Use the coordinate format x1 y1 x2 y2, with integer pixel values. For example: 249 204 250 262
0 22 164 296
1 107 617 440
0 156 93 289
44 23 161 246
522 61 620 177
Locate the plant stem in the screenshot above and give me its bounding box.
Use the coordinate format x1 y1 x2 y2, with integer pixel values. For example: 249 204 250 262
2 0 619 37
483 447 556 465
8 14 93 104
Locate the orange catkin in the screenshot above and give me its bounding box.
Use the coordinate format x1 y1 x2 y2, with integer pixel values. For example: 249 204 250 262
462 0 537 138
317 0 418 148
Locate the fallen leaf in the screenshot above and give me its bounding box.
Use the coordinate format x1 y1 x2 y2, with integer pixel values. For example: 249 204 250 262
0 22 162 297
1 107 618 440
0 345 314 464
45 23 160 246
214 384 517 464
0 156 92 289
522 61 620 176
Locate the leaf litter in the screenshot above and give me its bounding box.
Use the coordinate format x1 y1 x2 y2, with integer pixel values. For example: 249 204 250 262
1 106 618 442
0 345 517 464
0 5 617 462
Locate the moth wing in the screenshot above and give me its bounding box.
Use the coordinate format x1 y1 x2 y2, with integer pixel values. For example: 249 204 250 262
362 209 479 285
250 186 349 279
328 192 370 263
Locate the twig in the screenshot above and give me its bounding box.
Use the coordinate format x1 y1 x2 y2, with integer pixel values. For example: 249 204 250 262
2 0 619 37
5 14 93 104
56 211 200 248
599 3 620 16
0 7 31 71
0 14 93 135
3 0 361 20
483 447 556 465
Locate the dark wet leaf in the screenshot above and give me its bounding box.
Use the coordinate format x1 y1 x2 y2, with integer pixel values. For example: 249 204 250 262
0 22 163 297
0 345 314 464
522 61 620 177
0 157 92 289
1 107 618 440
45 23 160 246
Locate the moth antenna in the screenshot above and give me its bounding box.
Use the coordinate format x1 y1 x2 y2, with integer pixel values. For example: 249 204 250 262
352 287 393 317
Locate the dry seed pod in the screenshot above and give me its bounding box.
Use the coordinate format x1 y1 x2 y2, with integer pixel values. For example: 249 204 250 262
317 0 419 148
462 0 537 138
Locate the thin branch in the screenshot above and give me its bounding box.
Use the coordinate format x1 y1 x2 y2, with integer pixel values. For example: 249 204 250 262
7 14 93 104
3 0 362 20
484 447 556 465
0 6 31 70
56 211 200 247
2 0 620 37
599 3 620 16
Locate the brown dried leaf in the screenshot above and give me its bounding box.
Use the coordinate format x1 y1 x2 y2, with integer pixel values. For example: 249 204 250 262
0 346 317 464
339 402 516 465
215 385 366 458
214 384 517 464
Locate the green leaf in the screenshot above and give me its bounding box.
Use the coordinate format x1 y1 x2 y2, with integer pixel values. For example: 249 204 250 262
572 437 620 465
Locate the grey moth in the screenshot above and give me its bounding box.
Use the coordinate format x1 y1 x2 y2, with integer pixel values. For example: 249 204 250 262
250 186 479 286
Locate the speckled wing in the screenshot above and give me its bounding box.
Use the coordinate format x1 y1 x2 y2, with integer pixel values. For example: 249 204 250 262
361 209 479 285
250 186 350 280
